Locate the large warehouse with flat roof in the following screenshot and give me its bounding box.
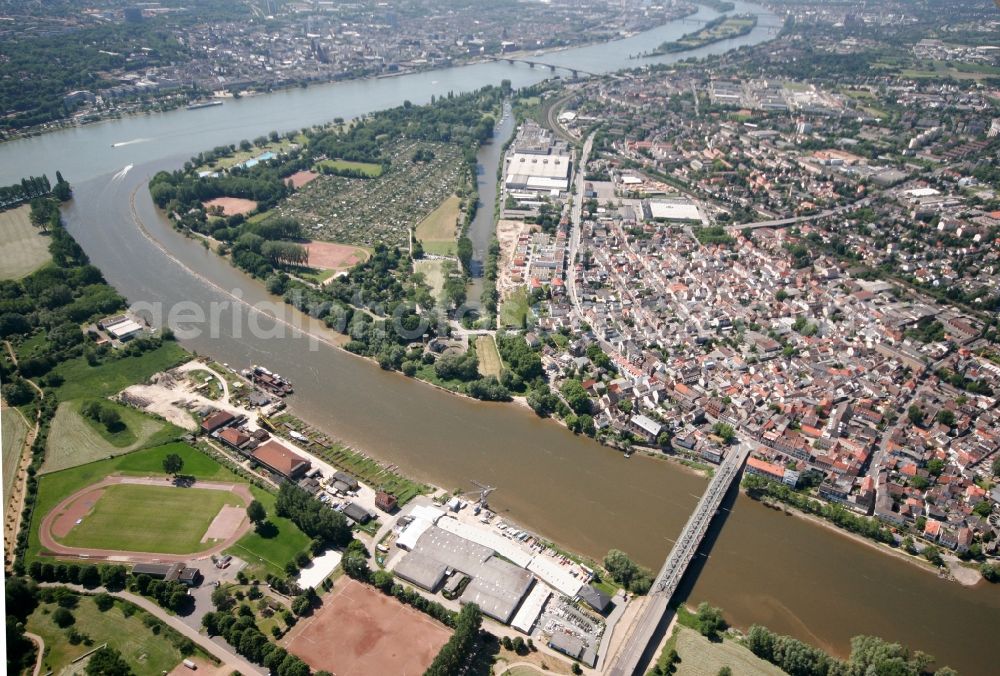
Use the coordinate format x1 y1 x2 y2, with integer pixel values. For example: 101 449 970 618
460 557 534 624
391 523 535 623
505 152 571 193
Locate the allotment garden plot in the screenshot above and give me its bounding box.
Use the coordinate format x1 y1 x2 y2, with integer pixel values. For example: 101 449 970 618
277 140 466 249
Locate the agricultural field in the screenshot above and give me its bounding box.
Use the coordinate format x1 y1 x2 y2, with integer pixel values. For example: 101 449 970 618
226 486 312 578
2 405 29 502
27 594 199 675
57 483 243 554
414 258 447 302
275 139 466 249
415 194 462 256
43 399 182 474
314 158 384 177
0 204 51 279
51 342 188 401
476 335 503 377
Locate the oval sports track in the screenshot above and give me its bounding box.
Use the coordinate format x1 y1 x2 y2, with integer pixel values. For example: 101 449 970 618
40 476 252 562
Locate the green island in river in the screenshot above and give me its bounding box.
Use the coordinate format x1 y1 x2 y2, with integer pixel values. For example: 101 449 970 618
650 14 758 55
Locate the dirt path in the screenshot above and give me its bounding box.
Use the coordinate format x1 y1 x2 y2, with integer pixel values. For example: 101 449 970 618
24 631 44 676
38 475 253 563
3 342 43 571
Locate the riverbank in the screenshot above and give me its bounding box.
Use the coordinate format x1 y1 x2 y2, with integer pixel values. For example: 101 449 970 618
750 491 984 587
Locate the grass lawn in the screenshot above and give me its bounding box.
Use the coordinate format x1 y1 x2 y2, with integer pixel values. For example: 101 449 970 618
2 405 29 502
52 342 188 401
0 205 51 279
415 194 461 255
226 486 311 578
414 259 447 302
27 594 195 674
115 442 239 480
59 483 243 554
28 443 239 562
297 267 338 285
671 625 784 676
422 240 459 256
42 399 183 474
314 158 384 177
476 335 502 377
500 288 531 328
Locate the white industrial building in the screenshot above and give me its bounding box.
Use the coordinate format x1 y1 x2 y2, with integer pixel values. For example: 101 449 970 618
505 152 572 193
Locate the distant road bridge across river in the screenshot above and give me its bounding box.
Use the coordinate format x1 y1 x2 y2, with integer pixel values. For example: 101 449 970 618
486 57 597 78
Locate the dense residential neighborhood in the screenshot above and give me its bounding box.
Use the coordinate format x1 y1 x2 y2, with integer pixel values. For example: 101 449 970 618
491 11 1000 577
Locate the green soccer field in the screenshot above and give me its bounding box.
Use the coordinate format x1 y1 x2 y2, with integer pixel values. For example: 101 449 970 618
60 483 243 554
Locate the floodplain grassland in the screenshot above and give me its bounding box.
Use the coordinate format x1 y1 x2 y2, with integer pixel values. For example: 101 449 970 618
2 405 29 501
414 258 447 302
415 194 462 255
43 399 182 473
476 335 503 377
226 486 311 578
0 204 51 279
51 342 188 401
500 287 531 328
672 625 785 676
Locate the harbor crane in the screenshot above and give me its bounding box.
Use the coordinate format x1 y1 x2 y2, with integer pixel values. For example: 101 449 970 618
461 480 497 513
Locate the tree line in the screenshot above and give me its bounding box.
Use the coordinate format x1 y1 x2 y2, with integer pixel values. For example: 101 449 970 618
275 483 353 548
746 624 955 676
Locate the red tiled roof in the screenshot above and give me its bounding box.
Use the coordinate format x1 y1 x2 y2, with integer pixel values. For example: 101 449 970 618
251 440 310 478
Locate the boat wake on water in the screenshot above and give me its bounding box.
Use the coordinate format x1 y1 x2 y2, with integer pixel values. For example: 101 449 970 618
112 164 134 181
111 137 151 148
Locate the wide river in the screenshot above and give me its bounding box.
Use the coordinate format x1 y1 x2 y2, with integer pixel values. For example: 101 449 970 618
3 3 999 672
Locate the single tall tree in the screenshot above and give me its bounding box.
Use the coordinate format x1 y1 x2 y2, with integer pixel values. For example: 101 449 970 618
162 453 184 476
247 499 266 526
